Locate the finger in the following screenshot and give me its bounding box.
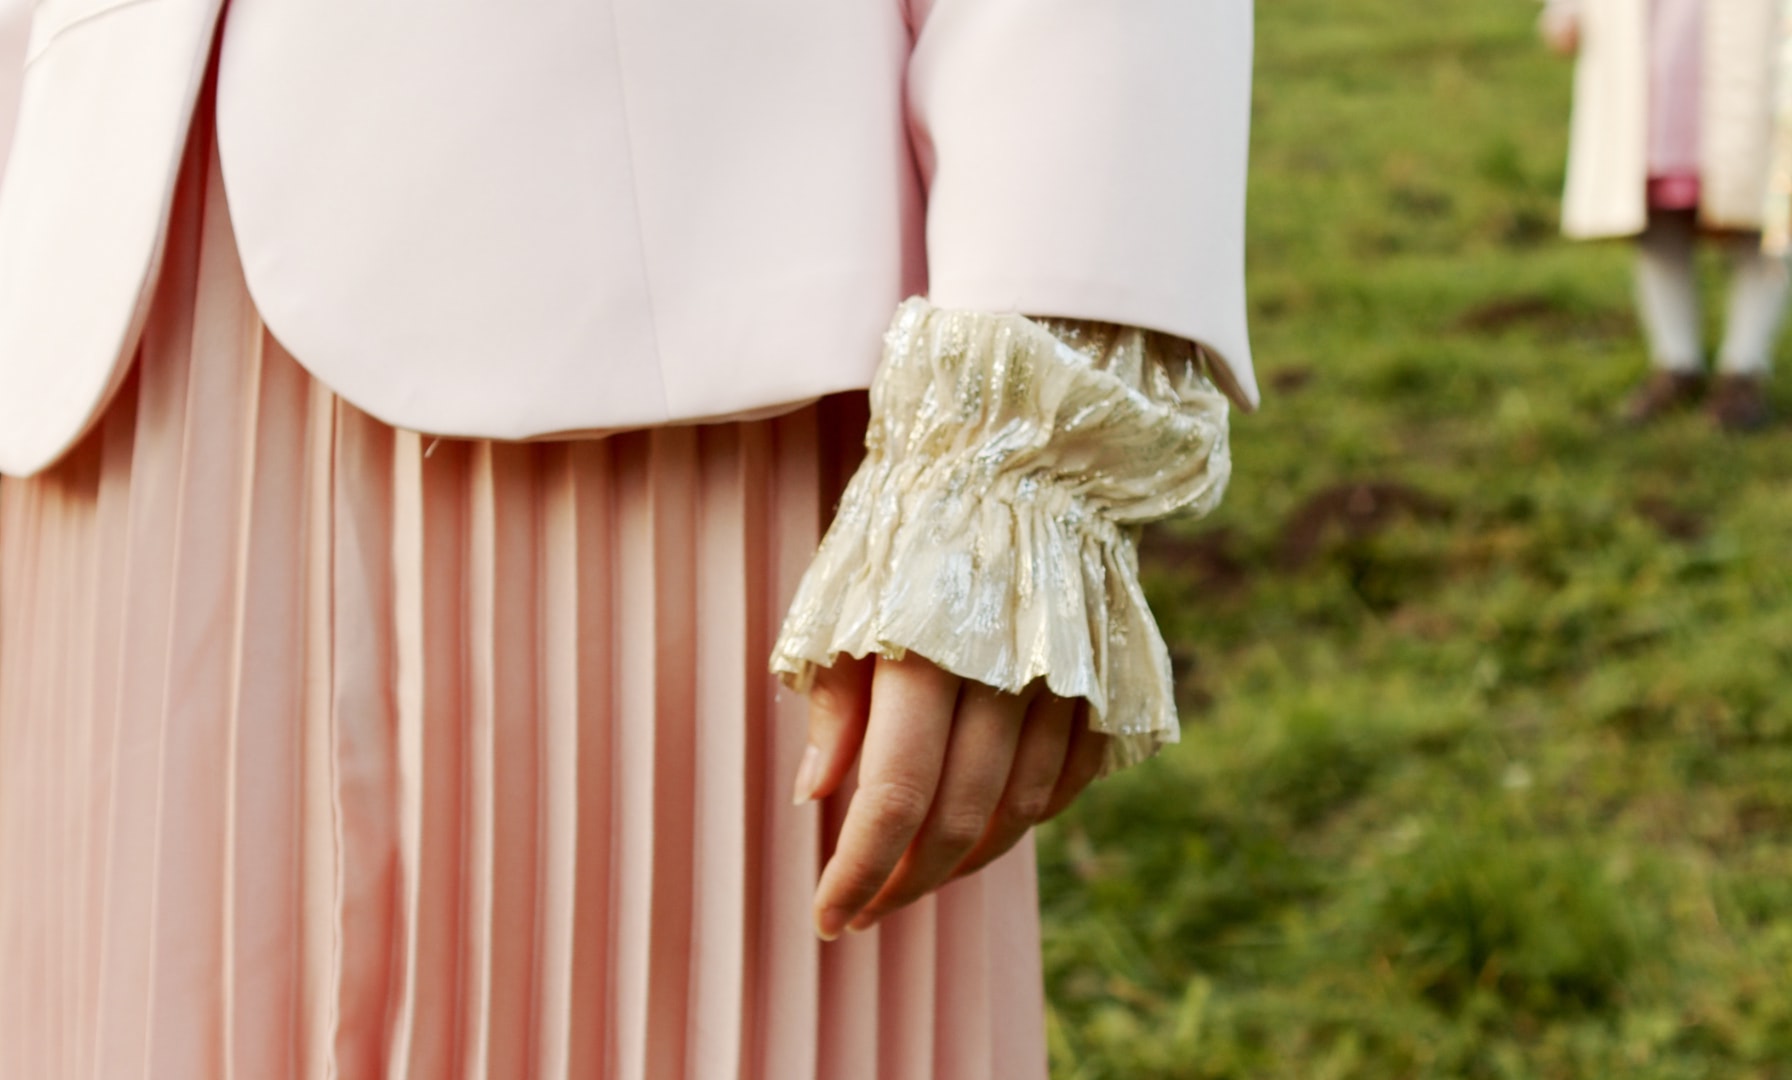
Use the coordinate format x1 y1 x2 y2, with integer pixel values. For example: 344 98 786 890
1042 703 1109 822
813 655 961 940
953 691 1079 879
848 681 1031 929
793 654 875 805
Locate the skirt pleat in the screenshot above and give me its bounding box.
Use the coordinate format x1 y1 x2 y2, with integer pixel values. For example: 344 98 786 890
222 338 311 1080
389 432 474 1080
0 109 1051 1080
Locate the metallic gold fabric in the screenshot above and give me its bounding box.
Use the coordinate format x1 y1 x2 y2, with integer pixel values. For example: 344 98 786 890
770 299 1232 772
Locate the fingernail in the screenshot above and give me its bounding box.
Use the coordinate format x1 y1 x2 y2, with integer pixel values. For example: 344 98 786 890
816 907 848 942
791 744 823 806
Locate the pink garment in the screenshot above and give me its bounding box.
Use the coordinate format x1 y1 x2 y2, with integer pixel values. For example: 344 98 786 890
1649 0 1704 209
0 0 1259 479
0 104 1050 1080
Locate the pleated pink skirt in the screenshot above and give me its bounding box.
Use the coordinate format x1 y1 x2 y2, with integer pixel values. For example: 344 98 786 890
0 113 1048 1080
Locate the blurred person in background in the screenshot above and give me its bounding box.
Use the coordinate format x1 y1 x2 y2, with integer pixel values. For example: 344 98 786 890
0 1 1253 1078
1542 0 1790 431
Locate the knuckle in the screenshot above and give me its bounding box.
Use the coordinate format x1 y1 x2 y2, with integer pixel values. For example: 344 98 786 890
1004 786 1054 826
928 810 989 853
858 778 934 833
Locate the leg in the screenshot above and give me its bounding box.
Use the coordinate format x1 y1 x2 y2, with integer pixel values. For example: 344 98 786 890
1708 233 1788 431
1635 209 1705 373
1716 234 1789 376
1625 210 1707 423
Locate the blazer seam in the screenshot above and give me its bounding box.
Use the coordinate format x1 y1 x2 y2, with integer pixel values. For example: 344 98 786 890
25 0 167 67
603 4 672 417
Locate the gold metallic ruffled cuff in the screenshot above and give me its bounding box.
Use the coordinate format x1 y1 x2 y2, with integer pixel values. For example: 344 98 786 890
769 298 1232 772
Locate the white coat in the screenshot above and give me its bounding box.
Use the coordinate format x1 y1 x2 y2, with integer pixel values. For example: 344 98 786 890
1561 0 1781 238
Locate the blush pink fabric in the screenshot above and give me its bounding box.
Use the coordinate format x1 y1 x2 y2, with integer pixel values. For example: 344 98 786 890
0 105 1049 1080
0 0 1256 477
0 0 24 174
1648 0 1703 209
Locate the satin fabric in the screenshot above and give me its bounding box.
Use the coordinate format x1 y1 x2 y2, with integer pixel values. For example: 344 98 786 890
772 302 1233 772
0 0 1256 477
0 104 1050 1080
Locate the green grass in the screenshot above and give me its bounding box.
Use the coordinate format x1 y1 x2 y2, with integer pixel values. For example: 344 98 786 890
1037 3 1792 1077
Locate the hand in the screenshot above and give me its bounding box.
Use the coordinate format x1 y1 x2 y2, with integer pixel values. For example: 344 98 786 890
792 653 1109 940
1538 5 1580 57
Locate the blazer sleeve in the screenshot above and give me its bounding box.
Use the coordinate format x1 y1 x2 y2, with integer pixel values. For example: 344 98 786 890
905 0 1259 410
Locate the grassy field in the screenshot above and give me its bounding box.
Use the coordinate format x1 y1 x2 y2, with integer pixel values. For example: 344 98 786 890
1037 3 1792 1077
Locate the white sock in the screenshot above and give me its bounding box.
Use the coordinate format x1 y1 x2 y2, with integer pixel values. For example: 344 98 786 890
1635 210 1704 374
1717 234 1790 377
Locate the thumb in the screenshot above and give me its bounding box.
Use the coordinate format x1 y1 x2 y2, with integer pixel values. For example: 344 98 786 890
792 654 875 805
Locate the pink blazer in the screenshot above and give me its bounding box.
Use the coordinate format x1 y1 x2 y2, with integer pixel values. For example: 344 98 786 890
0 0 1256 477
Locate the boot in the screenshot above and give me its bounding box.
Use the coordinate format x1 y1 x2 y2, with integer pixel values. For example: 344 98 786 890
1620 370 1705 426
1707 374 1772 433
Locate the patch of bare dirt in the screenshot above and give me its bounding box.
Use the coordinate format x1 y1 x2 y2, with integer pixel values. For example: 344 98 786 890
1270 366 1316 395
1633 496 1707 543
1276 481 1450 569
1455 295 1630 339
